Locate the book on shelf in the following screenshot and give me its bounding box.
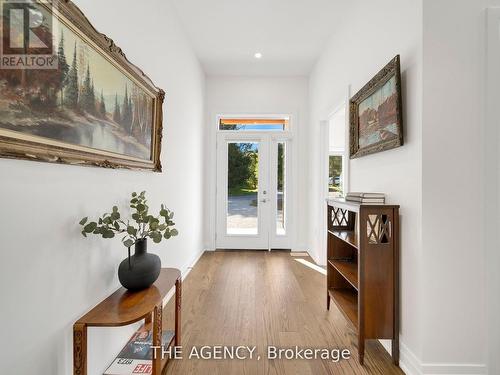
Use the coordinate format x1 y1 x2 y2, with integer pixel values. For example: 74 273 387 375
346 192 385 199
104 330 174 375
345 197 385 204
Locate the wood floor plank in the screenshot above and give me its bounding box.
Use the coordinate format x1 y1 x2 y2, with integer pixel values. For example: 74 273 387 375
162 251 403 375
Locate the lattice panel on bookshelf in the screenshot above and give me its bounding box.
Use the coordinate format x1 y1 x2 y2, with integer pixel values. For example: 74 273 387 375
367 214 392 244
331 207 349 227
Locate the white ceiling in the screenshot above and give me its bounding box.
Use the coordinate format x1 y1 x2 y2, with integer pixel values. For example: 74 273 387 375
170 0 346 76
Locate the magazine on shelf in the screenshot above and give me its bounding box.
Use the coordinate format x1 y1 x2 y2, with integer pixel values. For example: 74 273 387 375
104 330 174 375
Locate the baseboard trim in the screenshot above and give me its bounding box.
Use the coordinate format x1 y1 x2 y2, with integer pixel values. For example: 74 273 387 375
398 342 487 375
308 250 322 266
399 342 421 375
420 363 487 375
161 248 206 308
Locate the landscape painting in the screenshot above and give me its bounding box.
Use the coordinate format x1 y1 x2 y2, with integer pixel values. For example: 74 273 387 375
350 55 403 158
0 1 164 171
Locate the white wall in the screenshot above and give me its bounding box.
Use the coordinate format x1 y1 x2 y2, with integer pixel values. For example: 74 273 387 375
0 1 206 374
486 7 500 375
423 1 499 373
308 0 423 373
204 76 309 250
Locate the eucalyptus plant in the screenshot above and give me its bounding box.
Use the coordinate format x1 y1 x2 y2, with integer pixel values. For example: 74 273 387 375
79 191 178 248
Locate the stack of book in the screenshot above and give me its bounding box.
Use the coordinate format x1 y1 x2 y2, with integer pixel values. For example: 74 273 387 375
345 192 385 204
104 330 174 375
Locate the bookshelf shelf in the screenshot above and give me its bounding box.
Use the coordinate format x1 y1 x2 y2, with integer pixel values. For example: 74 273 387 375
328 259 358 290
328 287 358 328
329 229 358 249
326 198 400 365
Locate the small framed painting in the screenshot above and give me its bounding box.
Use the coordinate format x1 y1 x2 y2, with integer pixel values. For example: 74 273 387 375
0 0 164 171
349 55 403 159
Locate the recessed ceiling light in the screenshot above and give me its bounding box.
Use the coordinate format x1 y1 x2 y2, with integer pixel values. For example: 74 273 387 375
254 52 262 59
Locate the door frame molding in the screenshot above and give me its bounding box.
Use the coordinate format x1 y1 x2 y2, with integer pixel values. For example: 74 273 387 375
317 85 350 265
209 113 295 250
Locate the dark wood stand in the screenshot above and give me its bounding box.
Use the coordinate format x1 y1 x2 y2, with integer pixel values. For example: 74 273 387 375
73 268 182 375
326 198 399 365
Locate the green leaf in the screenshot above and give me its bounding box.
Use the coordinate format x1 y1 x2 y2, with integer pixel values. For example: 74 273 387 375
114 222 120 230
84 222 97 233
160 209 168 217
124 239 135 247
98 218 103 224
170 228 178 236
81 231 87 237
169 212 174 219
132 192 137 197
131 213 140 221
127 226 137 235
111 212 120 221
150 221 158 230
131 198 138 204
152 234 162 243
112 206 118 212
136 203 145 212
103 230 115 238
79 217 88 225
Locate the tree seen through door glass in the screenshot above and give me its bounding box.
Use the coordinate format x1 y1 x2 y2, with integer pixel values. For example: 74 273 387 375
227 142 259 235
277 142 286 235
329 155 343 197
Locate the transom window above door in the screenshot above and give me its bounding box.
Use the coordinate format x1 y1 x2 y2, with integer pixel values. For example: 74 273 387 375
219 117 289 131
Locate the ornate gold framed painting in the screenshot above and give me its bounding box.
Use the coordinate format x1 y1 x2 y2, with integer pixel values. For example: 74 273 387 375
350 55 403 159
0 0 164 171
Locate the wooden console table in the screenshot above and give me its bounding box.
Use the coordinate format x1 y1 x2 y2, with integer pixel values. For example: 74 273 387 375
73 268 181 375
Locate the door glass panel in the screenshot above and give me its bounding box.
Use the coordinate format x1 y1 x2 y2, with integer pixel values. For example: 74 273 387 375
227 142 259 235
329 155 343 197
277 142 286 235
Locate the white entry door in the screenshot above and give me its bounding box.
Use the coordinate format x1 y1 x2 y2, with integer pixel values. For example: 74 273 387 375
216 132 291 249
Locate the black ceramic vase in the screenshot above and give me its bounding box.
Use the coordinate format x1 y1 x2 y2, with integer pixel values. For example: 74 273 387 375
118 239 161 291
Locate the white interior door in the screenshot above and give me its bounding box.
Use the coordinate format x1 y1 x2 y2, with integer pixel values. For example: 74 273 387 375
216 133 291 249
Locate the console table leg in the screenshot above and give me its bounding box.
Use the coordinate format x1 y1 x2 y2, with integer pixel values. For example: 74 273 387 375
392 337 399 365
175 277 182 346
152 304 162 375
73 323 87 375
358 337 365 365
145 311 152 325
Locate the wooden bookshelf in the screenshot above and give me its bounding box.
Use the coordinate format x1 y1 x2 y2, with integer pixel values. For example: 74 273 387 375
326 198 400 365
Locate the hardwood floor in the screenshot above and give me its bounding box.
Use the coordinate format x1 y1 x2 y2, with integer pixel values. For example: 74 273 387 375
161 251 403 374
